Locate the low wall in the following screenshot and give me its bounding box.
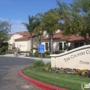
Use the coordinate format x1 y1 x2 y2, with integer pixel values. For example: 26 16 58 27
50 45 90 70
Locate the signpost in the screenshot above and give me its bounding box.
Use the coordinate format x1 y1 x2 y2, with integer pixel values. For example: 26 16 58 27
38 44 44 61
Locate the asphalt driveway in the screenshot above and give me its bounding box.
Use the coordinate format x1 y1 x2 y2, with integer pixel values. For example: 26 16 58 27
0 56 42 90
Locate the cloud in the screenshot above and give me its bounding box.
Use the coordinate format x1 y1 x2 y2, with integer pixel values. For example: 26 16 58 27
0 18 27 34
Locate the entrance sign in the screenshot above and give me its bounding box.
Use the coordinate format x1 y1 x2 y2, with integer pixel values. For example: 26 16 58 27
50 45 90 70
38 44 44 53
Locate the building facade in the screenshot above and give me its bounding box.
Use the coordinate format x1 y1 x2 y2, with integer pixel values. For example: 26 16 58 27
8 31 87 53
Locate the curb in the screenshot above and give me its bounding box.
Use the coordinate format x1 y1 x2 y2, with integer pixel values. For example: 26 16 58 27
18 70 67 90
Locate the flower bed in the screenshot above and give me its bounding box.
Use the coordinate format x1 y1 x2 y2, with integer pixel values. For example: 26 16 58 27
42 67 90 78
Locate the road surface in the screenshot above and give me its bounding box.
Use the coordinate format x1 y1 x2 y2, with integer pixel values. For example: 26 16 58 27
0 56 42 90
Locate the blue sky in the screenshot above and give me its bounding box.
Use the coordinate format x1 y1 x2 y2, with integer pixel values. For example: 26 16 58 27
0 0 73 34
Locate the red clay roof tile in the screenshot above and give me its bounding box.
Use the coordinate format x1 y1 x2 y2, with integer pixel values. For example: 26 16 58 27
43 32 85 42
14 31 36 41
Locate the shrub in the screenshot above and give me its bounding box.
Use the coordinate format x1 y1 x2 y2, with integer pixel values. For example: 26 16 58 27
34 50 40 57
29 51 34 57
87 70 90 78
45 51 50 55
54 50 64 54
42 51 50 58
0 42 8 53
54 51 60 54
12 46 16 49
46 62 51 68
0 52 6 55
33 60 45 68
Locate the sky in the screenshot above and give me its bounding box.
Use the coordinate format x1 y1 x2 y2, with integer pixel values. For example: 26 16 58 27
0 0 73 34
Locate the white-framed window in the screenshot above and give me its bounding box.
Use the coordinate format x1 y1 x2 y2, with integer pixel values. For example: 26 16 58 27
59 43 62 50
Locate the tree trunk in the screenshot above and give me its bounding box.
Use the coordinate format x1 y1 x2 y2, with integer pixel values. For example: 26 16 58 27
39 35 41 44
30 33 33 54
49 33 53 54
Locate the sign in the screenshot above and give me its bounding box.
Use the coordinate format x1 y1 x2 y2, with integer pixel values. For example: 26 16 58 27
38 44 44 53
50 45 90 70
81 83 90 90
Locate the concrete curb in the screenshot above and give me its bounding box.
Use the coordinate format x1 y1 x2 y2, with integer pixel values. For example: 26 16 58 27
18 69 67 90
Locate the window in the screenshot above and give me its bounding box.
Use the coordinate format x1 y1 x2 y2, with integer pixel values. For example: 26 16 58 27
80 42 84 46
74 42 84 48
74 43 79 48
45 43 48 50
64 43 66 50
59 43 62 50
64 43 66 47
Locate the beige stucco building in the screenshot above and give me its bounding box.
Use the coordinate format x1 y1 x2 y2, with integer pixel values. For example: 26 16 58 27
8 30 87 53
42 32 86 53
8 31 36 52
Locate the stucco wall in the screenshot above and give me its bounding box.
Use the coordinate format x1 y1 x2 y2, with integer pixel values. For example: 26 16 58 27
53 40 66 52
9 33 22 45
42 40 67 52
15 40 30 51
50 45 90 70
33 36 39 48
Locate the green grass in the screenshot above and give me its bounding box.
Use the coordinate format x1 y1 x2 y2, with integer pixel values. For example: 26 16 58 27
22 67 90 90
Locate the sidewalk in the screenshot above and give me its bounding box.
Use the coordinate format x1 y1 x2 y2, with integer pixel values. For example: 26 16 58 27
2 54 51 64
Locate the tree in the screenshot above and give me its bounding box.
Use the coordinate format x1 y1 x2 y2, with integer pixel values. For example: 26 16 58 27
22 15 37 53
42 9 59 54
33 13 43 44
70 0 90 44
0 20 9 46
57 0 72 33
57 0 90 44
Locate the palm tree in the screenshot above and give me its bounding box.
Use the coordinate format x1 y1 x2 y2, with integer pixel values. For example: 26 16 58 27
22 15 36 54
34 13 43 44
42 9 59 54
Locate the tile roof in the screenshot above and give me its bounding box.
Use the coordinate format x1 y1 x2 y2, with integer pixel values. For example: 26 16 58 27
67 34 84 42
16 31 30 36
43 32 85 42
15 36 30 41
14 31 36 41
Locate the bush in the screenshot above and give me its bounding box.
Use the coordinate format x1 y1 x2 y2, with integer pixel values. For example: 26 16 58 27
29 51 34 57
33 60 45 68
0 42 8 52
45 51 50 55
34 50 40 57
12 46 16 49
34 50 50 58
54 51 60 54
46 62 51 68
0 52 6 55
